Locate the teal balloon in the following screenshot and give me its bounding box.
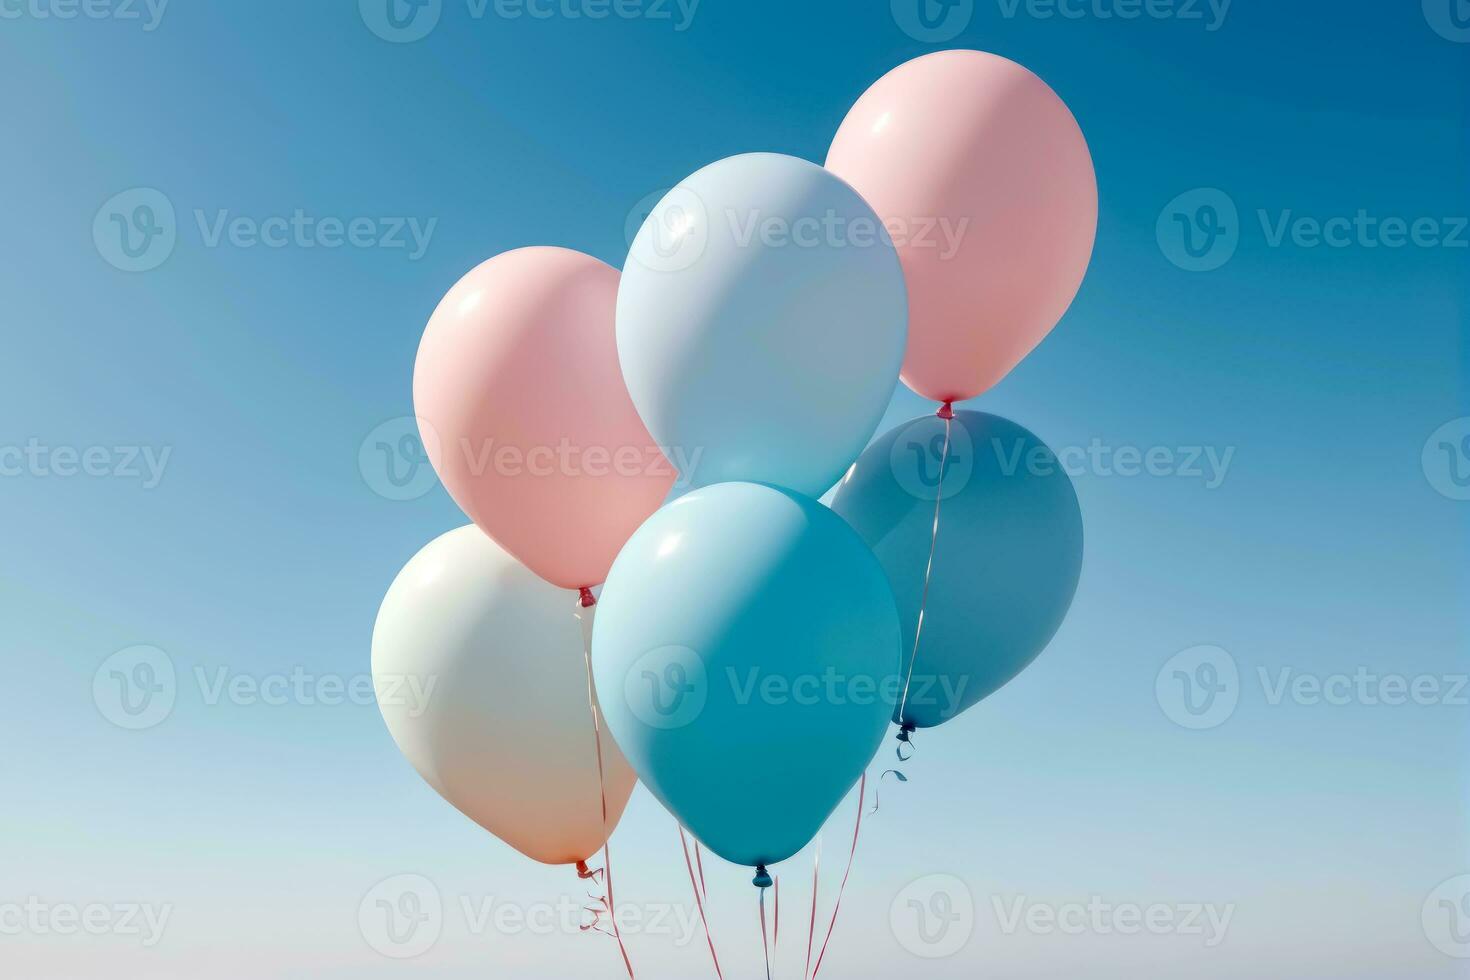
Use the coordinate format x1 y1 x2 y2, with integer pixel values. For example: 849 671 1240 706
592 482 900 868
830 411 1083 729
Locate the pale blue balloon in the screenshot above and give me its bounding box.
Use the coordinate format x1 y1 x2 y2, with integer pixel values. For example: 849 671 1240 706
830 411 1083 730
592 482 900 869
617 152 908 498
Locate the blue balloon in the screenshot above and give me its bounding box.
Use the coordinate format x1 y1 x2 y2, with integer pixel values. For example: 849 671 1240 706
617 152 908 497
592 482 900 869
830 411 1083 730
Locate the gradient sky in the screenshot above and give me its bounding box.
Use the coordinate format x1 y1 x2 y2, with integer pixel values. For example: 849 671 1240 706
2 2 1467 978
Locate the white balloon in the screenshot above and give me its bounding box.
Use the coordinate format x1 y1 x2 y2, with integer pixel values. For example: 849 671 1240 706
371 525 635 865
618 152 908 497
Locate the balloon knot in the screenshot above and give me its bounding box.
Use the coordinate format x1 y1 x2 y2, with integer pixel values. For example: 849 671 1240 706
936 401 955 420
752 864 773 889
575 860 593 879
578 587 596 608
896 721 915 742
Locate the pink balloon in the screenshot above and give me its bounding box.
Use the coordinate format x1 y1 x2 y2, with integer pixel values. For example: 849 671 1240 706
414 247 674 591
826 50 1097 403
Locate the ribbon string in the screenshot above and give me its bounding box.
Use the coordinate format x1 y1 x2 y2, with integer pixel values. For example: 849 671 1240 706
759 885 772 980
574 595 636 979
803 839 821 980
810 772 866 979
894 409 953 741
679 825 724 980
866 768 909 816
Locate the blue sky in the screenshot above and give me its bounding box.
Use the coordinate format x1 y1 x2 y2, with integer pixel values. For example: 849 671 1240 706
1 2 1466 977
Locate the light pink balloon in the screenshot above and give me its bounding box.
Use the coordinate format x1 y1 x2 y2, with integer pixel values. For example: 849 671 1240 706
826 50 1098 403
414 247 673 591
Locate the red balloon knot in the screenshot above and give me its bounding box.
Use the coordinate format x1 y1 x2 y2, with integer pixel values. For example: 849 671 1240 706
936 401 955 420
579 587 596 608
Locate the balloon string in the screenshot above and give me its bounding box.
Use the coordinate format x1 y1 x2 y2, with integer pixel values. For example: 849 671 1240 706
695 839 708 900
803 841 821 980
774 874 780 948
866 768 910 816
575 595 635 980
894 407 953 751
759 886 772 980
679 824 724 980
810 772 866 979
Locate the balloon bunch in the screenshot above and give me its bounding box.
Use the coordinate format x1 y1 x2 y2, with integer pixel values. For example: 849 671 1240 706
372 49 1095 976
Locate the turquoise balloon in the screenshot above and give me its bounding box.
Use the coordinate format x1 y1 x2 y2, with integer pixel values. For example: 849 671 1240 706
592 482 900 869
830 411 1083 730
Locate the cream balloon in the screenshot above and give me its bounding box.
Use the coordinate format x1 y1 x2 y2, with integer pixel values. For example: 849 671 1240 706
371 525 636 865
